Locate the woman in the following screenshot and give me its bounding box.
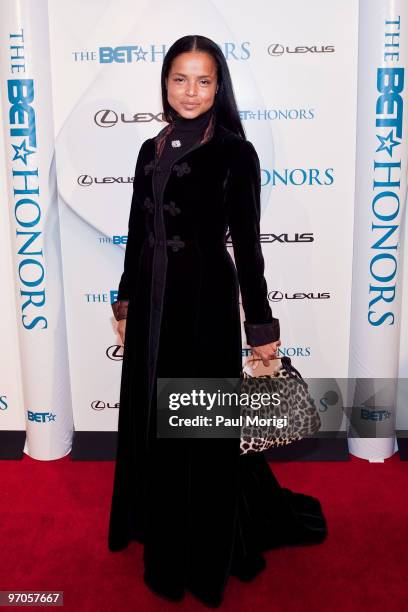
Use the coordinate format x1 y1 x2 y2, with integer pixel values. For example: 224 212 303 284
109 35 327 608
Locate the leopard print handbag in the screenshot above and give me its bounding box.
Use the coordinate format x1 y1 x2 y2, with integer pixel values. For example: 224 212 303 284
239 356 321 455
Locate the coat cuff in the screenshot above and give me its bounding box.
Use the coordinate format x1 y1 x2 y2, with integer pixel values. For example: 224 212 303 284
244 318 280 346
111 299 129 321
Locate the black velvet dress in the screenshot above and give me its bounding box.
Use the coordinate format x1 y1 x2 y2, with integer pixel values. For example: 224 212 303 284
109 106 327 608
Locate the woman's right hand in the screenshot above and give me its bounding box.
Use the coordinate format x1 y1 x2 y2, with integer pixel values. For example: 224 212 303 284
117 319 127 345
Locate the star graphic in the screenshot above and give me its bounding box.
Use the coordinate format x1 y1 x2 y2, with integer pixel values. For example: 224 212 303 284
135 46 148 61
375 129 400 156
47 413 57 422
12 139 35 165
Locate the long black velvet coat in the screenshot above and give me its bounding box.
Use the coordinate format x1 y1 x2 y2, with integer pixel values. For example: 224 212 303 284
108 117 323 606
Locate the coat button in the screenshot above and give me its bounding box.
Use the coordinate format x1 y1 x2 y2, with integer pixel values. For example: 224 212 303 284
173 162 191 177
163 200 181 216
167 235 186 252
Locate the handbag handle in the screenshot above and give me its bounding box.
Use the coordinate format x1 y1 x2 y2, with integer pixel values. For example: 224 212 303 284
241 355 305 383
241 355 282 379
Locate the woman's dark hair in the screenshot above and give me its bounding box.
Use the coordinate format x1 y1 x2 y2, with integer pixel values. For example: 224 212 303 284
161 35 246 139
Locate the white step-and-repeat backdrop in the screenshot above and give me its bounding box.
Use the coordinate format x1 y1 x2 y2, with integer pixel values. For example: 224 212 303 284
0 0 407 461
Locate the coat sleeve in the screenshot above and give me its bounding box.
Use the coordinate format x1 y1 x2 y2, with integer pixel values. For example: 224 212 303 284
225 138 280 346
111 140 150 321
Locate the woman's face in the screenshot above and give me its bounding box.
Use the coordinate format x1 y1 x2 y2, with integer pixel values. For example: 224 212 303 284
166 51 218 119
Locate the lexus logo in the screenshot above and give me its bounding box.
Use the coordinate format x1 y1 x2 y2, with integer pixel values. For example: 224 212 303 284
106 345 123 360
77 175 133 186
78 175 93 186
91 400 120 410
91 400 105 411
226 232 314 244
267 44 335 56
94 109 165 127
269 291 330 302
94 109 119 127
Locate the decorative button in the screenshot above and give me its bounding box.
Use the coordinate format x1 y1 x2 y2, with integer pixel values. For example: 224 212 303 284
167 235 186 252
163 200 181 216
173 162 191 177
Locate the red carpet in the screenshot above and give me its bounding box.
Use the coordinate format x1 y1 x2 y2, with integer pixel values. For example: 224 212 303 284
0 453 406 611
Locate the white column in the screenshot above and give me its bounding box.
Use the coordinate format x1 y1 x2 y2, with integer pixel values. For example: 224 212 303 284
348 0 408 460
0 0 73 459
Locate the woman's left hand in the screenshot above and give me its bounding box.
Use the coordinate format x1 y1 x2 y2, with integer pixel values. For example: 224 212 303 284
250 339 281 369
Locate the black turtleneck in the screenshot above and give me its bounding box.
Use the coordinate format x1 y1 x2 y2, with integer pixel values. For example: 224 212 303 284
162 105 213 167
171 105 214 135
